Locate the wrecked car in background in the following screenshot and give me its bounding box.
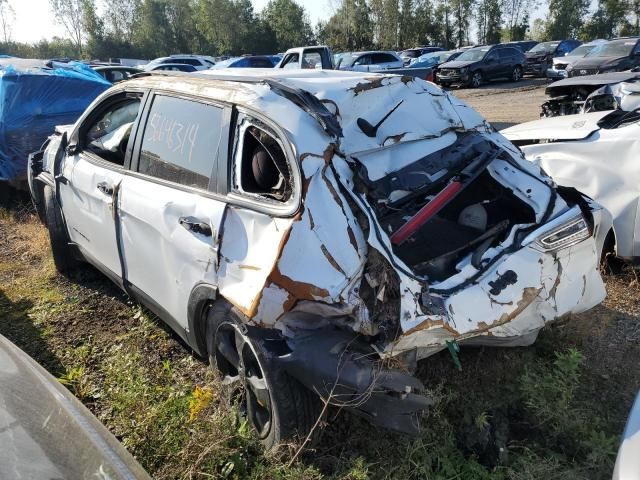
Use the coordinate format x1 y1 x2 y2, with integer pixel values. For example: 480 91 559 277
503 109 639 263
29 69 606 447
540 71 640 117
0 60 110 186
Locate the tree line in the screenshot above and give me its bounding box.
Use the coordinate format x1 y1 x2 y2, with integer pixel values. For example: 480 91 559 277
0 0 639 61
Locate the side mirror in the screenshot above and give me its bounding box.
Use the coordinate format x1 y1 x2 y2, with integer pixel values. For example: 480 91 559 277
487 57 496 63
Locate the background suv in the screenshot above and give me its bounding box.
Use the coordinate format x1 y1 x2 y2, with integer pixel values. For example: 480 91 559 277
524 40 581 76
437 45 525 88
567 37 640 77
143 54 215 71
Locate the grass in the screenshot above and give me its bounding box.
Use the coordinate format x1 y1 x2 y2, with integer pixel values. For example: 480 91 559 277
1 202 638 479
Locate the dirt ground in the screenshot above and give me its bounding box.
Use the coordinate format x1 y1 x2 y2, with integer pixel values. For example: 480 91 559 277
450 78 549 130
1 80 639 479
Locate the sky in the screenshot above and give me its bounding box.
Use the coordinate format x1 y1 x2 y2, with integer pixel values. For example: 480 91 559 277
10 0 333 44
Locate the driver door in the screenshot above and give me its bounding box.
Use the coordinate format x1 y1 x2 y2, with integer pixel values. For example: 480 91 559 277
58 91 144 281
484 50 501 78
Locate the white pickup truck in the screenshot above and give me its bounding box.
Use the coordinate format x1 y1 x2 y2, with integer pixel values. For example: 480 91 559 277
276 45 435 81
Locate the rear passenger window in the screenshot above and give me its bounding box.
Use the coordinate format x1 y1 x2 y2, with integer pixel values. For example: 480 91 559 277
138 95 223 189
232 118 292 203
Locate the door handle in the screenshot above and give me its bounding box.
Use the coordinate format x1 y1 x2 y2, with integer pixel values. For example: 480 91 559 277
97 182 114 196
179 216 213 237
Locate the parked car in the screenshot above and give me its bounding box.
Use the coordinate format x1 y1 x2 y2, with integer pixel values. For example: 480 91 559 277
210 56 275 69
92 65 142 83
143 54 215 71
524 39 582 76
410 50 465 83
567 37 640 77
546 39 608 79
268 55 282 66
399 46 445 65
29 69 606 448
614 392 640 480
280 46 434 81
335 50 404 71
540 71 640 116
438 45 525 88
504 40 539 52
148 63 197 72
409 49 462 68
503 108 640 262
0 333 151 479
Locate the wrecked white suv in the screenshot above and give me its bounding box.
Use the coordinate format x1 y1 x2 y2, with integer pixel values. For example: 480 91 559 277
28 69 606 447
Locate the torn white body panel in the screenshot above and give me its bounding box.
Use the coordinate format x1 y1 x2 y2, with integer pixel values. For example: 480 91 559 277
503 111 640 260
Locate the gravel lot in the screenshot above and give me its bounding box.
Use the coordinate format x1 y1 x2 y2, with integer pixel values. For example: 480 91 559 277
449 78 549 130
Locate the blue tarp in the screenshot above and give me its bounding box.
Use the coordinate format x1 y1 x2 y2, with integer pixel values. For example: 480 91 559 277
0 61 110 181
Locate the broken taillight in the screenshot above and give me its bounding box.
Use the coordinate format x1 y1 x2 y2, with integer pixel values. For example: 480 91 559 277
535 215 591 251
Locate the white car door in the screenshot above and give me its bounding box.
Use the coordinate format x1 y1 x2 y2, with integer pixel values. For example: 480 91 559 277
119 94 230 330
58 92 143 280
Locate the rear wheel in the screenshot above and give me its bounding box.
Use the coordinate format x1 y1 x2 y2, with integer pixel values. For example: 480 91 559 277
512 66 523 82
470 71 482 88
43 186 78 275
206 301 321 450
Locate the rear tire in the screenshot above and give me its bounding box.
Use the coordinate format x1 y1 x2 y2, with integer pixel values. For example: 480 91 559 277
206 301 321 450
43 186 78 275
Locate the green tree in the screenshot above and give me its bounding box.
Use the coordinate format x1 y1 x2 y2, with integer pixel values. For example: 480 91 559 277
477 0 502 44
49 0 85 53
582 0 630 39
262 0 313 52
0 0 15 43
503 0 538 40
450 0 474 47
398 0 415 48
322 0 373 51
545 0 590 39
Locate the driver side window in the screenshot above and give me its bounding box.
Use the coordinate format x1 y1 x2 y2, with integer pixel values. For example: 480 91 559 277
84 97 141 166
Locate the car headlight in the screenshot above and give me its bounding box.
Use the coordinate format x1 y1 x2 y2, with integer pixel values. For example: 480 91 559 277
459 67 468 74
535 215 591 251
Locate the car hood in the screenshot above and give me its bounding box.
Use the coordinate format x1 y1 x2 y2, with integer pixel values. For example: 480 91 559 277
571 56 627 69
525 51 553 60
545 71 640 96
501 110 610 142
553 55 582 65
439 60 476 69
0 333 151 479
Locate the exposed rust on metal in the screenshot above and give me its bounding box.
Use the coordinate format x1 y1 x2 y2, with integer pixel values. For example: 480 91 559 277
349 77 386 96
402 318 460 336
400 76 415 85
477 287 543 332
323 142 337 164
383 132 407 145
269 266 330 300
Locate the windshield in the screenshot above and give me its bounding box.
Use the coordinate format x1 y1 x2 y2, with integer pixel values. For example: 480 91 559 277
401 50 421 58
586 41 635 57
211 57 239 68
529 42 559 53
337 53 358 67
456 47 491 62
413 50 456 66
569 44 599 56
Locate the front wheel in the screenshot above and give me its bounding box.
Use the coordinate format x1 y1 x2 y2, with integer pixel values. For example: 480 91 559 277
43 185 79 275
470 71 482 88
512 66 523 82
206 301 321 450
